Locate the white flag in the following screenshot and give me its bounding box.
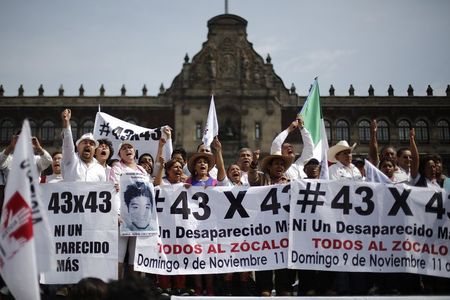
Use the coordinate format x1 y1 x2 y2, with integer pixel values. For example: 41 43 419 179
202 95 219 149
0 120 41 300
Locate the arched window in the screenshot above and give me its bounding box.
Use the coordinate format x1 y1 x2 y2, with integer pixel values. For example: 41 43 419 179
41 120 55 142
0 119 15 143
376 119 389 143
28 119 38 137
335 119 349 141
398 119 411 142
324 119 332 143
81 120 94 135
415 120 429 142
70 120 78 140
437 120 450 142
358 120 371 142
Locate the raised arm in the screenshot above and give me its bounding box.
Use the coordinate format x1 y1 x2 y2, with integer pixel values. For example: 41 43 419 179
212 137 225 181
369 119 380 166
153 155 165 186
0 135 17 170
248 149 262 186
270 120 298 154
409 128 419 179
61 109 76 168
296 118 314 165
32 137 52 172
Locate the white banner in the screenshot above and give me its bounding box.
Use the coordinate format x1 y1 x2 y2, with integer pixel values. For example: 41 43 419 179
119 173 158 236
39 182 118 284
93 112 172 161
135 184 290 275
289 180 450 278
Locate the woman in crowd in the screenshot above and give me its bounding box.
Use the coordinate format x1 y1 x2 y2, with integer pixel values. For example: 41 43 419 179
153 158 188 296
185 137 226 296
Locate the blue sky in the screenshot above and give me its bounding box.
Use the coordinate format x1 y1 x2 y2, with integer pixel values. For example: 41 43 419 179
0 0 449 96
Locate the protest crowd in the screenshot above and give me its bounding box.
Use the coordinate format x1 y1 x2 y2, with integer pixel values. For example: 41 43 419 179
0 101 449 300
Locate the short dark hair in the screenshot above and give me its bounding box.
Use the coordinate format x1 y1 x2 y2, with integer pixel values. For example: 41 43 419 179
123 181 152 211
51 151 62 158
172 148 187 162
97 139 114 160
138 153 154 165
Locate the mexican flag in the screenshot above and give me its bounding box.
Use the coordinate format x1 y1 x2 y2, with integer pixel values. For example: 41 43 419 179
298 78 329 179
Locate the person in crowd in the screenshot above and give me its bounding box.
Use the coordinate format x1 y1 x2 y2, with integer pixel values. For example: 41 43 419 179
270 117 313 180
432 153 447 187
61 109 106 182
352 157 366 180
396 148 412 178
328 140 362 181
153 158 189 296
378 157 397 182
222 165 252 295
154 158 184 187
138 153 154 176
369 119 409 182
327 140 366 294
226 164 244 186
105 276 157 300
109 140 147 279
298 160 339 296
249 149 293 296
303 158 321 179
139 126 171 180
41 151 63 183
171 147 190 178
186 137 226 296
68 277 108 300
411 154 440 188
0 132 52 182
236 148 253 185
196 142 218 179
95 139 114 178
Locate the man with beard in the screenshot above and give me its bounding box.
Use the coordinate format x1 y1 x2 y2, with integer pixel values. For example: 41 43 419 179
61 108 106 182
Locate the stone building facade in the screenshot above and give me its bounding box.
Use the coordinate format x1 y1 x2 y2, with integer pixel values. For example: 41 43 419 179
1 13 450 169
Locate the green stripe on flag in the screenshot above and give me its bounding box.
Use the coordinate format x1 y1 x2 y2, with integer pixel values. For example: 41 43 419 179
299 80 322 145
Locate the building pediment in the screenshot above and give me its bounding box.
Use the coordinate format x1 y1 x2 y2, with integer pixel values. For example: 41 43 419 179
167 14 289 97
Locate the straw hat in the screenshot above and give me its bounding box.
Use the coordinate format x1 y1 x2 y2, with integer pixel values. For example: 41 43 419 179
76 133 99 148
187 152 216 174
260 151 293 174
327 140 356 163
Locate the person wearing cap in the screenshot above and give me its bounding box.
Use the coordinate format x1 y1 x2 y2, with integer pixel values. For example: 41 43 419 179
327 140 362 181
248 150 294 296
61 109 106 182
186 137 226 296
0 131 52 183
270 117 314 180
303 158 321 179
